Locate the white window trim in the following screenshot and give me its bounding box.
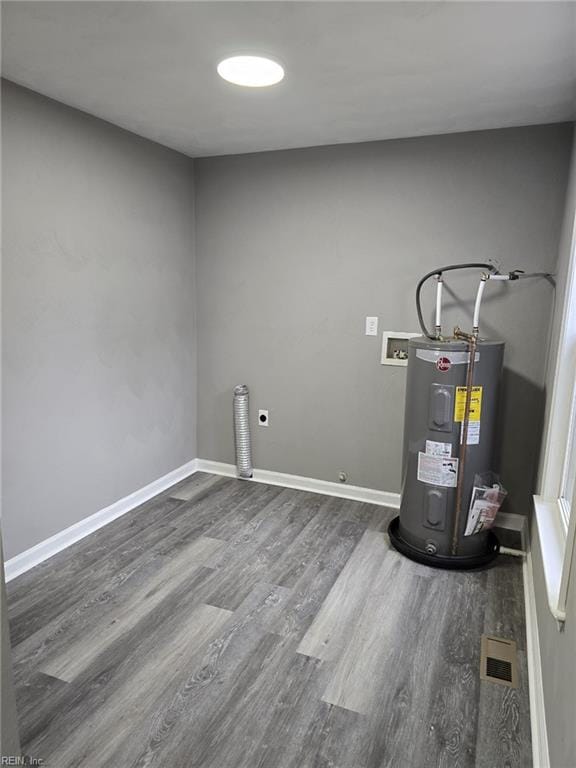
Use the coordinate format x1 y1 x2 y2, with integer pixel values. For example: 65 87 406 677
533 496 575 622
535 213 576 624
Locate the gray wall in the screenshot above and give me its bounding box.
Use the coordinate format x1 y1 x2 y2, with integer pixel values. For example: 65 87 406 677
196 125 572 514
532 130 576 768
2 81 197 560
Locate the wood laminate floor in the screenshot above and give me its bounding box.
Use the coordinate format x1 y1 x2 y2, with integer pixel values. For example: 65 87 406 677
7 472 532 768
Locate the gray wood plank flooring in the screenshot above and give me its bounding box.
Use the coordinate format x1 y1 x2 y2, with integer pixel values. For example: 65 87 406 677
41 536 224 682
7 472 532 768
296 528 389 663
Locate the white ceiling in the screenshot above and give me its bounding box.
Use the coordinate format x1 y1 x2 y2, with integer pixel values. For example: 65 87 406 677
2 1 575 158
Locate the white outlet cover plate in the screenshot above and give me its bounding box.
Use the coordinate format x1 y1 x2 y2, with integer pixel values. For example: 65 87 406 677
365 316 378 336
258 409 269 426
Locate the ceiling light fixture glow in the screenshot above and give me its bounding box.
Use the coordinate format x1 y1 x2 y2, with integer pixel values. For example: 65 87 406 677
217 55 284 88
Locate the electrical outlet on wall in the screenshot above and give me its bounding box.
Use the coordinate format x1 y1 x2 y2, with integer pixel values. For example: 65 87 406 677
258 409 269 427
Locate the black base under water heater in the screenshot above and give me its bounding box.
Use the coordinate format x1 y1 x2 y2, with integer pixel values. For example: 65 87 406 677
388 336 504 569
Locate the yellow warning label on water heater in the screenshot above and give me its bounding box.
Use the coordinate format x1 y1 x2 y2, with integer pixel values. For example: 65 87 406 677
454 386 483 422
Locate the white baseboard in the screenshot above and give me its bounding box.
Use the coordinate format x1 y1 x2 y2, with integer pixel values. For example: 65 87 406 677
4 459 199 582
4 459 400 583
196 459 401 508
4 457 526 588
523 546 550 768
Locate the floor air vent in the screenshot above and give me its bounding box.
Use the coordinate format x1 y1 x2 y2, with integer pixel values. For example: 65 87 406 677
480 635 518 688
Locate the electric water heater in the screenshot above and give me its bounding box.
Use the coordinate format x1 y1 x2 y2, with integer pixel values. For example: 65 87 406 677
388 336 504 568
388 261 551 569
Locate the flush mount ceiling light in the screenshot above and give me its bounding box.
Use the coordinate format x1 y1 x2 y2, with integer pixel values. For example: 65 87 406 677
217 55 284 88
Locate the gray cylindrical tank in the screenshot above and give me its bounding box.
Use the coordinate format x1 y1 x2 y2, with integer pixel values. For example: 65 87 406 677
392 336 504 566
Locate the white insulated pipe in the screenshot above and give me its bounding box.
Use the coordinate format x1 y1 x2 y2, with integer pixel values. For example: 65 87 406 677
435 276 443 337
472 275 488 336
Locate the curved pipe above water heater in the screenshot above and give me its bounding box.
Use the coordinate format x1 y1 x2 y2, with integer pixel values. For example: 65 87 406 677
416 262 554 340
416 262 498 340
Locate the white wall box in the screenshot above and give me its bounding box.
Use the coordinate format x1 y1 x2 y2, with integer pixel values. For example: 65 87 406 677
381 331 420 367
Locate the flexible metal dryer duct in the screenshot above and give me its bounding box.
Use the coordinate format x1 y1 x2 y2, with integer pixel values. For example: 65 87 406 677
233 384 253 479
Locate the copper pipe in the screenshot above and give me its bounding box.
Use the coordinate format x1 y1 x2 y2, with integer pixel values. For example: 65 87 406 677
451 327 477 555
